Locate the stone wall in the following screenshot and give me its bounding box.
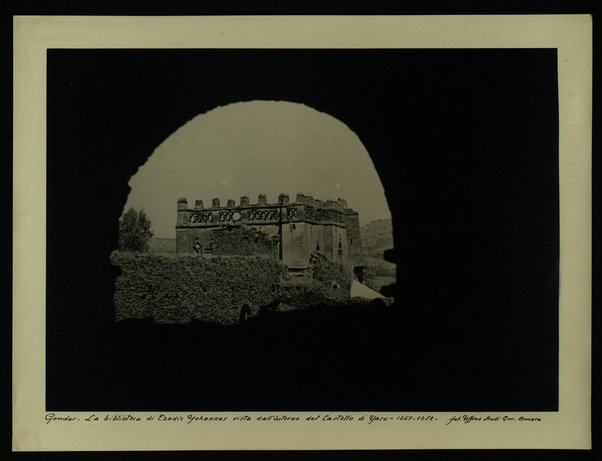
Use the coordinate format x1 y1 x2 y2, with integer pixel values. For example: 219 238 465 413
175 194 354 269
344 209 363 266
177 225 281 255
274 252 353 307
111 252 285 325
281 221 308 268
210 225 279 258
111 249 354 325
176 227 213 254
307 251 353 292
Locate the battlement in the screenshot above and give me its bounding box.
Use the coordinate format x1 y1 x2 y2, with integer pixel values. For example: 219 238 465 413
176 193 352 228
176 192 362 269
176 193 349 212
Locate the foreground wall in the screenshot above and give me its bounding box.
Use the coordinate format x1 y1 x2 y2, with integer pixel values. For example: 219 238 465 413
111 250 354 325
111 252 284 325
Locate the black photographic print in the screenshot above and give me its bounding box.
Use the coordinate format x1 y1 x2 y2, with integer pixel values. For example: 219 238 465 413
45 48 559 413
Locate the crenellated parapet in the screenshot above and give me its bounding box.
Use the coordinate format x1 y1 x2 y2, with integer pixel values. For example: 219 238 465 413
176 193 352 228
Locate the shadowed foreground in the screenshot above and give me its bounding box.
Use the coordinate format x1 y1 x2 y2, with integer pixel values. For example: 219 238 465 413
61 295 557 412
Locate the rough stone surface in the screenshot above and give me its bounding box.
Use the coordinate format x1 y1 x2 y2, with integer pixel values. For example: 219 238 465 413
176 194 355 270
210 226 278 257
111 249 354 325
344 209 363 266
111 252 285 325
307 251 353 292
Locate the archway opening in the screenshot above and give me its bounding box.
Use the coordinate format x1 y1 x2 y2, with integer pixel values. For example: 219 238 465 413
121 100 396 292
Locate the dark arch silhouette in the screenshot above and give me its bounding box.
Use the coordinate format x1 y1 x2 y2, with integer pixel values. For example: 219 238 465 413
46 48 559 411
47 49 555 316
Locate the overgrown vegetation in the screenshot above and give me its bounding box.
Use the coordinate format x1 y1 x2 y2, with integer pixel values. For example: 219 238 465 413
111 250 355 325
111 253 285 325
210 225 278 257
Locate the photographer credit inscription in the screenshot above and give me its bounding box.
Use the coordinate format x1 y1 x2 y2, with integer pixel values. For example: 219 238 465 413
44 412 542 426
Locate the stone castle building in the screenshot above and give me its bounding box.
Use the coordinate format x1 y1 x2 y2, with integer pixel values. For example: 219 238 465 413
176 193 362 271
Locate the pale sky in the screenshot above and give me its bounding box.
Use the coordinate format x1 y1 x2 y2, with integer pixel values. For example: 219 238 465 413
123 100 391 238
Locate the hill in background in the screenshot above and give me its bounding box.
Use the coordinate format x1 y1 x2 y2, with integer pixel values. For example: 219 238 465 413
360 218 396 292
361 218 394 259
